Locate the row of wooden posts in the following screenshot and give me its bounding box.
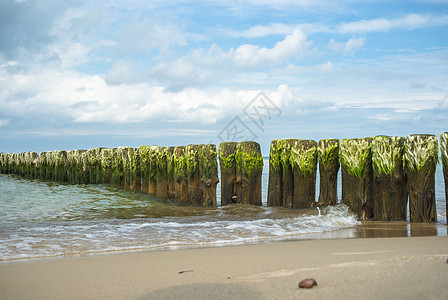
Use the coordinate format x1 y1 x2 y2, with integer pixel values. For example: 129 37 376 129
0 133 447 222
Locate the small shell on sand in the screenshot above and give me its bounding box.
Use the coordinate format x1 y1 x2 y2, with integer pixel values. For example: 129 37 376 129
298 278 318 289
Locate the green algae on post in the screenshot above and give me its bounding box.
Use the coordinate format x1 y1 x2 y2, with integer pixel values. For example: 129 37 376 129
340 138 374 220
173 146 188 203
100 148 113 184
219 142 238 206
130 147 142 191
138 146 151 193
372 136 407 221
185 144 202 204
200 144 219 206
267 140 283 207
441 132 448 223
317 139 340 206
277 139 298 208
404 134 438 222
235 141 263 206
148 146 158 195
166 147 175 199
290 140 318 209
155 146 168 199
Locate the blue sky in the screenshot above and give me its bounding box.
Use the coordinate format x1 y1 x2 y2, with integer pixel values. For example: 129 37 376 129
1 0 447 155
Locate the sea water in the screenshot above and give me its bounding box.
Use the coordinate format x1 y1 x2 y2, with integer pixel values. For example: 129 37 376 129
0 159 446 262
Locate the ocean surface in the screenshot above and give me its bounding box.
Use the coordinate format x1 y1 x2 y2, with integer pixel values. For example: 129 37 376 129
0 158 446 262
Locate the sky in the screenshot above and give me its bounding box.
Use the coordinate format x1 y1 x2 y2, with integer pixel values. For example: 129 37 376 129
1 0 447 155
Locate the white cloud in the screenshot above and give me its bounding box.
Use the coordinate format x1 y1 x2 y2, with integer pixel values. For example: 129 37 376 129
337 14 448 34
327 37 365 55
231 29 311 67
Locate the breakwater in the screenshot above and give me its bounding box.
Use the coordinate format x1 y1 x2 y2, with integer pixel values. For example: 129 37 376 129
1 133 447 222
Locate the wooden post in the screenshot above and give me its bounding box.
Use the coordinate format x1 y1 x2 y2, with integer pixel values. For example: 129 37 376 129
130 147 141 191
173 146 188 204
219 142 238 206
86 148 103 184
148 146 158 195
372 136 407 221
340 138 374 220
186 144 201 204
200 144 219 206
441 132 448 223
267 140 283 207
54 151 68 182
317 139 340 206
278 139 298 208
404 134 438 222
138 146 151 193
100 148 113 185
290 140 318 209
39 152 47 179
167 147 175 199
156 146 168 198
235 141 263 205
111 148 122 186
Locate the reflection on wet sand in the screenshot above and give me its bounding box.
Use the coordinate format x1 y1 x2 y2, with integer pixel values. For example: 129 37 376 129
354 221 445 238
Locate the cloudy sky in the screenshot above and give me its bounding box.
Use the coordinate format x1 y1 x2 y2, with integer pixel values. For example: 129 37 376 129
1 0 447 154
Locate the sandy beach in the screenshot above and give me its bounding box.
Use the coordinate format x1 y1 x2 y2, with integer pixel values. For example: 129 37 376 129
1 236 447 299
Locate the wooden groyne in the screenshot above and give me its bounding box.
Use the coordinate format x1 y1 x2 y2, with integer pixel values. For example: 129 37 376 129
1 133 447 222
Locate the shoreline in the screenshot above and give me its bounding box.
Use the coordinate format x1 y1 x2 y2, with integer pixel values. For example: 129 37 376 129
1 236 447 299
1 221 447 264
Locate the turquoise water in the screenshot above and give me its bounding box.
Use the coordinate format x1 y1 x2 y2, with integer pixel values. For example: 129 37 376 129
0 159 446 262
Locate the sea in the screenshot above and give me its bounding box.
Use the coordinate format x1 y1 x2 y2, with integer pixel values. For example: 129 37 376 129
0 158 446 262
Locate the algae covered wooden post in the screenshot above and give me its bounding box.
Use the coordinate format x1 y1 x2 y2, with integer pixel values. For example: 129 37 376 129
156 146 168 198
441 132 448 222
267 140 283 207
100 148 113 184
290 140 318 209
200 144 219 206
166 147 175 199
138 146 151 193
186 144 202 204
340 138 374 220
235 141 263 205
372 136 407 221
219 142 238 206
317 139 340 206
130 148 141 191
173 146 188 203
148 146 158 195
404 134 438 222
279 139 298 208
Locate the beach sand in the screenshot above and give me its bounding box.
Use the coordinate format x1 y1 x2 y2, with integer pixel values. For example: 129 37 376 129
1 236 447 299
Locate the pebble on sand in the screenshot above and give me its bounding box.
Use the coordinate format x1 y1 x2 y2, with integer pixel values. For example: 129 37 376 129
298 278 318 289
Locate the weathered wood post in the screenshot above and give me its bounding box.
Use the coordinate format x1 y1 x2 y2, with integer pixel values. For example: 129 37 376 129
267 140 283 207
86 148 103 184
123 147 134 189
130 148 141 191
219 142 238 206
100 148 113 184
290 140 318 209
167 147 175 199
44 151 54 180
372 136 407 221
404 134 438 222
235 141 263 205
279 139 298 208
340 138 374 220
156 146 168 198
138 146 151 193
54 151 68 182
441 132 448 222
186 144 201 204
148 146 158 195
173 146 188 203
111 148 123 186
317 139 340 206
39 151 47 179
200 144 219 206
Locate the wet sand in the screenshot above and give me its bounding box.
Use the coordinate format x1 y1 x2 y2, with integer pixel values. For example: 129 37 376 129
1 235 447 300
